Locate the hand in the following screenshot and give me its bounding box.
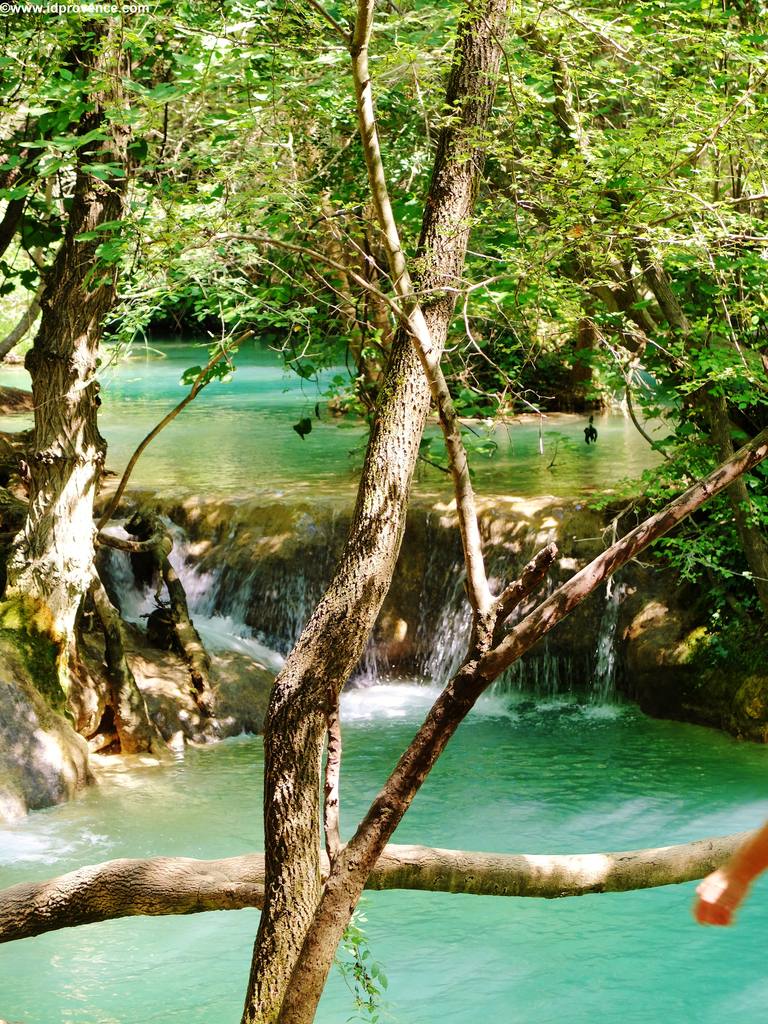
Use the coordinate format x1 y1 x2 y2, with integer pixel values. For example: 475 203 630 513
693 868 750 926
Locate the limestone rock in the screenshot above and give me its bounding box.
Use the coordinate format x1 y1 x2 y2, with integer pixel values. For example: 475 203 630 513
0 642 91 824
123 629 273 743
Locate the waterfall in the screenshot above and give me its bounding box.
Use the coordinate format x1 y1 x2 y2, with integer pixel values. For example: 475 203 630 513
412 528 587 697
414 518 472 684
591 578 625 703
101 502 627 702
494 648 589 699
100 521 288 675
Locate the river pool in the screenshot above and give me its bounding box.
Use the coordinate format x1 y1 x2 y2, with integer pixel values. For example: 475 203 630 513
0 343 760 1024
2 686 768 1024
0 341 661 499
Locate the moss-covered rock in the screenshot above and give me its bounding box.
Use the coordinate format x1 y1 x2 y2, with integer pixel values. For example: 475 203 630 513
622 597 768 741
0 636 91 824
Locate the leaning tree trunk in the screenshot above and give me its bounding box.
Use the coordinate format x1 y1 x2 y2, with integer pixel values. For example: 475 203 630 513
4 21 129 661
0 831 755 944
276 429 768 1024
0 291 42 362
242 3 510 1021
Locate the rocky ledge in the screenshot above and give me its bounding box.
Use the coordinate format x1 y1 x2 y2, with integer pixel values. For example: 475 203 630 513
0 625 273 825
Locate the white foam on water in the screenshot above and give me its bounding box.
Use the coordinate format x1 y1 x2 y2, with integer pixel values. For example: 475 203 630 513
195 614 285 673
341 683 442 722
0 827 108 867
580 703 626 721
473 691 521 721
502 696 627 721
340 683 522 724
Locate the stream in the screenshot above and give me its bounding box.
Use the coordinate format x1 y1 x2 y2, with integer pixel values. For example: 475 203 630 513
1 343 765 1023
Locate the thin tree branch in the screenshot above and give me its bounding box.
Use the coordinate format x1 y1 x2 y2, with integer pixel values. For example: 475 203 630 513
97 336 245 530
96 529 172 556
323 701 342 864
306 0 351 44
597 336 669 458
495 542 558 624
350 0 492 616
0 292 42 361
624 383 660 452
214 232 407 325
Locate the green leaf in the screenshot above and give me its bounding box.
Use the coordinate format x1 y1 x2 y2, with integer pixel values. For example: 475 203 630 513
181 366 203 386
292 361 316 380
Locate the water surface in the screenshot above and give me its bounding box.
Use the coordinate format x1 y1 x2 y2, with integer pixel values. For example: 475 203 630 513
0 342 661 499
1 687 767 1024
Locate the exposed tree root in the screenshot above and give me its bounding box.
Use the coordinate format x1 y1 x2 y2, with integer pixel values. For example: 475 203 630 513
90 574 165 754
99 510 215 716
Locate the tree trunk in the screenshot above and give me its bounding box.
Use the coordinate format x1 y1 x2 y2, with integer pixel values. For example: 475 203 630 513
0 831 753 944
569 313 597 410
242 4 510 1021
637 240 692 335
90 576 164 754
4 22 129 658
122 511 215 715
1 427 766 972
242 4 511 1022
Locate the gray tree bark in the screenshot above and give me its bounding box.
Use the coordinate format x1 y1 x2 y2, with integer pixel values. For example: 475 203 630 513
242 3 511 1020
0 832 751 945
5 21 129 658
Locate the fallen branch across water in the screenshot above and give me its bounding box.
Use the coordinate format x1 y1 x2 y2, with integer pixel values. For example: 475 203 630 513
0 832 750 944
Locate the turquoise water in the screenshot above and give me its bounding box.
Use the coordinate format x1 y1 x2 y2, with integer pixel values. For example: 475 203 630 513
0 341 660 499
0 344 743 1023
2 686 768 1024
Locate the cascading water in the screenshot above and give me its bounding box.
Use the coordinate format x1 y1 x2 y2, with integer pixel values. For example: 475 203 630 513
100 522 287 675
102 503 627 704
591 577 626 703
496 648 588 699
414 516 472 685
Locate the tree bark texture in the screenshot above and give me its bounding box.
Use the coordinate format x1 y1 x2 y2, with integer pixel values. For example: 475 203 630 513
0 832 751 945
5 21 129 648
244 6 512 1023
243 4 510 1020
